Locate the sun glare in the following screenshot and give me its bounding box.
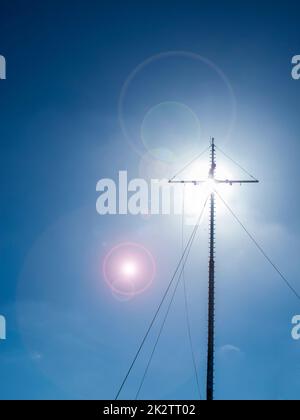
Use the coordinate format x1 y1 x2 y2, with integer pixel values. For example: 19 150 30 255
181 162 234 218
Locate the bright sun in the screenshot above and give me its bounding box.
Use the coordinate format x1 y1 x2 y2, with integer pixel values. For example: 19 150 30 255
182 163 234 218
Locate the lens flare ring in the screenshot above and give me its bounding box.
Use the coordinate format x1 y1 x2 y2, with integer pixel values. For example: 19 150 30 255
102 242 156 297
118 51 237 157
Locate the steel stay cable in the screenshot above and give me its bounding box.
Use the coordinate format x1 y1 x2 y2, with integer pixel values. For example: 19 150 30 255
115 196 209 400
215 190 300 302
134 193 207 400
182 185 202 400
169 146 210 182
215 145 258 181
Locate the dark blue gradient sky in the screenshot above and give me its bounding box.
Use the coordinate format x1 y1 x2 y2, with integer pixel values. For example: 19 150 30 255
0 0 300 400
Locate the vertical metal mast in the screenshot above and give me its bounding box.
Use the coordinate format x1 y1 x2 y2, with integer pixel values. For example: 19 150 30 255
168 138 258 401
207 138 216 401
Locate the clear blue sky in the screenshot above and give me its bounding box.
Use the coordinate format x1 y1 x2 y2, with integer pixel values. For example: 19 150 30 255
0 0 300 400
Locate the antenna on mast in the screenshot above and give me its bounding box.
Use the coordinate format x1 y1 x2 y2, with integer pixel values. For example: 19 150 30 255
207 137 216 401
169 137 259 400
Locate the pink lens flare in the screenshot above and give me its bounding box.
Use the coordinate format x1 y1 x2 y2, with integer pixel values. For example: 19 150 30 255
103 242 156 297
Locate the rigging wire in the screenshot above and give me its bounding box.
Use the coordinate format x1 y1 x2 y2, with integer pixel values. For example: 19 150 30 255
215 145 258 181
181 185 202 400
215 190 300 302
169 146 210 182
115 196 210 400
134 190 207 400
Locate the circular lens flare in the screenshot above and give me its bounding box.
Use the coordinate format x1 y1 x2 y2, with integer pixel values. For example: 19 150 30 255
103 242 156 297
141 101 201 163
121 260 138 278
